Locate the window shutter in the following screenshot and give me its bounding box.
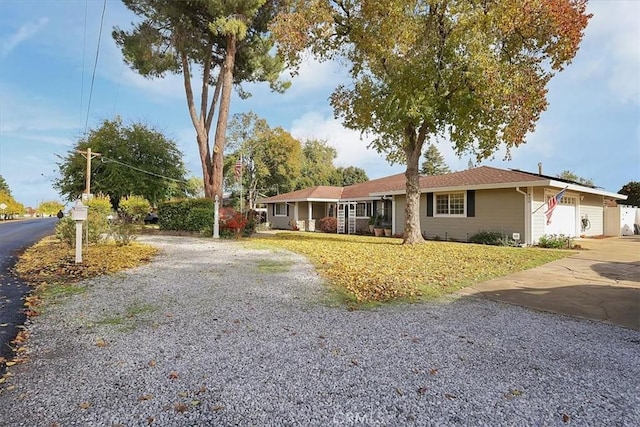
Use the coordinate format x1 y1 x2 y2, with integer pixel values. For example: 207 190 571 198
426 193 433 217
467 190 475 217
272 203 275 216
286 204 290 216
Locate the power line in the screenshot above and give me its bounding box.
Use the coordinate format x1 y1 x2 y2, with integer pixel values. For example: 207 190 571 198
84 0 107 134
100 155 188 184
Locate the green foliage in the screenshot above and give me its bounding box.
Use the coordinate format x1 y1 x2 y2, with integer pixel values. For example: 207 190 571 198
55 209 110 247
86 194 113 216
421 144 451 176
469 231 515 246
119 195 151 224
619 181 640 207
114 0 291 200
299 139 339 188
0 190 25 217
336 166 369 186
109 219 138 246
158 198 213 233
54 117 187 210
37 200 64 216
538 234 574 249
0 175 11 195
557 170 594 187
317 217 337 233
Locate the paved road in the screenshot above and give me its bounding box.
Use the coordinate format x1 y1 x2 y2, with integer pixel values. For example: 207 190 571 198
0 218 57 366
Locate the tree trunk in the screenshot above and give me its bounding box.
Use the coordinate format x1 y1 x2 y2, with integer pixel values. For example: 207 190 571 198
211 35 237 201
403 129 426 245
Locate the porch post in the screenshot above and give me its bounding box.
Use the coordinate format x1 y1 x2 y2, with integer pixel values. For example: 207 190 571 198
308 202 312 221
294 202 299 220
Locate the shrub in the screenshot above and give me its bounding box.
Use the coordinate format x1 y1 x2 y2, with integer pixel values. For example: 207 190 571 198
158 198 213 233
538 234 573 249
55 209 109 246
219 207 248 237
470 230 514 246
86 194 113 217
109 218 138 246
317 217 337 233
119 195 151 224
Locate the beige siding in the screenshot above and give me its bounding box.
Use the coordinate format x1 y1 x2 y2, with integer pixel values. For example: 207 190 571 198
578 194 604 236
531 187 547 243
422 189 525 242
267 203 294 229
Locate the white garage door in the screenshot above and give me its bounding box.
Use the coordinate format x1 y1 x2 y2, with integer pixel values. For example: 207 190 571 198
545 196 577 236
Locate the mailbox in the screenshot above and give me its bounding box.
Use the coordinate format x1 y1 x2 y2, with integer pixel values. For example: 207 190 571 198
70 200 88 221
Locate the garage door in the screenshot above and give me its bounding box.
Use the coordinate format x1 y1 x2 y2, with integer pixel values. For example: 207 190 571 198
545 196 577 236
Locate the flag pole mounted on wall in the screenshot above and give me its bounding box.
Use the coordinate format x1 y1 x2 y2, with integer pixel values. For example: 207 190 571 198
532 186 568 224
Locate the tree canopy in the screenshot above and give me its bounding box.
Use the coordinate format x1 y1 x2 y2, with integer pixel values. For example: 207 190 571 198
273 0 591 243
421 143 451 176
0 175 11 196
619 181 640 207
54 117 187 210
557 170 594 187
114 0 290 201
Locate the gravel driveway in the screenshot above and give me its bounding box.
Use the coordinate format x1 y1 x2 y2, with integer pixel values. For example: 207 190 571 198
0 235 638 426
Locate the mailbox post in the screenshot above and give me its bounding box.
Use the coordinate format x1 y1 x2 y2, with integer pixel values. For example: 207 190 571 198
70 200 88 264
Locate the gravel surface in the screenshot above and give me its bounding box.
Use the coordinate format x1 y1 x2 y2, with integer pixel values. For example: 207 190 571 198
0 235 638 426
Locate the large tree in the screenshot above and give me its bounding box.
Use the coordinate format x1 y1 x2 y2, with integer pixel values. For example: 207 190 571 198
273 0 590 243
225 112 302 209
114 0 289 201
298 139 340 188
335 166 368 186
421 143 451 176
54 117 187 209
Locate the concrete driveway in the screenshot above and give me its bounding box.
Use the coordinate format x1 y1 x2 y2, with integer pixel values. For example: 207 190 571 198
460 237 640 330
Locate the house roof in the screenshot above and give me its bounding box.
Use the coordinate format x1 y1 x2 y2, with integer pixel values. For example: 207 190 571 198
261 186 343 203
260 166 626 203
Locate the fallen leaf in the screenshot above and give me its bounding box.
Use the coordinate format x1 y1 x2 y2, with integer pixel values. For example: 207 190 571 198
417 386 427 395
5 361 16 367
212 404 224 412
138 394 153 401
146 416 155 425
174 403 187 413
395 387 404 396
148 359 156 367
178 391 188 397
430 368 438 375
445 393 457 400
79 402 91 409
169 371 179 380
95 338 108 348
191 400 200 406
562 414 571 423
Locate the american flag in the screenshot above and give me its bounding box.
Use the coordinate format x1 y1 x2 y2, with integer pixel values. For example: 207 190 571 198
545 186 568 225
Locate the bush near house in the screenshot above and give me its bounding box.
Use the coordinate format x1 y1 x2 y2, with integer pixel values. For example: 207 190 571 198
538 234 574 249
317 217 337 233
469 230 516 246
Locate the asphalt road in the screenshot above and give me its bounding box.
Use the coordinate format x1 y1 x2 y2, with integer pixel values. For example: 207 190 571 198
0 217 57 367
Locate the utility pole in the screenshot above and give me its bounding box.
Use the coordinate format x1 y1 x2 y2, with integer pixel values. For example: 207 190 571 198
76 148 101 198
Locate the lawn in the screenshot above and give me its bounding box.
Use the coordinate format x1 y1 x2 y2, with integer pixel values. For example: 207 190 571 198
250 232 573 304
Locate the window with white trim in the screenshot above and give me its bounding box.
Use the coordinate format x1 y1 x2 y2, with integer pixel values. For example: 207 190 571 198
274 203 287 216
435 192 465 216
355 202 373 217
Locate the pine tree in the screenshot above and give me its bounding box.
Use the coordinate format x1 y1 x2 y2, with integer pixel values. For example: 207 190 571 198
420 144 451 175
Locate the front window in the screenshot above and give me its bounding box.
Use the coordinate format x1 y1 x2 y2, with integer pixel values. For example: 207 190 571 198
435 193 465 216
355 202 373 217
275 203 287 216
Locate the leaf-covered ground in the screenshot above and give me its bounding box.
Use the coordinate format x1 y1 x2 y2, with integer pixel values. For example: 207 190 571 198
15 237 158 302
251 232 572 304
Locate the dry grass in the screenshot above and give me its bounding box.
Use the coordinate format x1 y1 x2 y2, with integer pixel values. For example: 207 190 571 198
250 232 573 304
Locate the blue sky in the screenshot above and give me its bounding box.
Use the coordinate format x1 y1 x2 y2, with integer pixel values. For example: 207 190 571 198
0 0 638 209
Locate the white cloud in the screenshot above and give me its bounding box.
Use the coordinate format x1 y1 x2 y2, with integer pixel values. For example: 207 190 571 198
0 16 48 58
289 111 406 178
585 2 640 104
